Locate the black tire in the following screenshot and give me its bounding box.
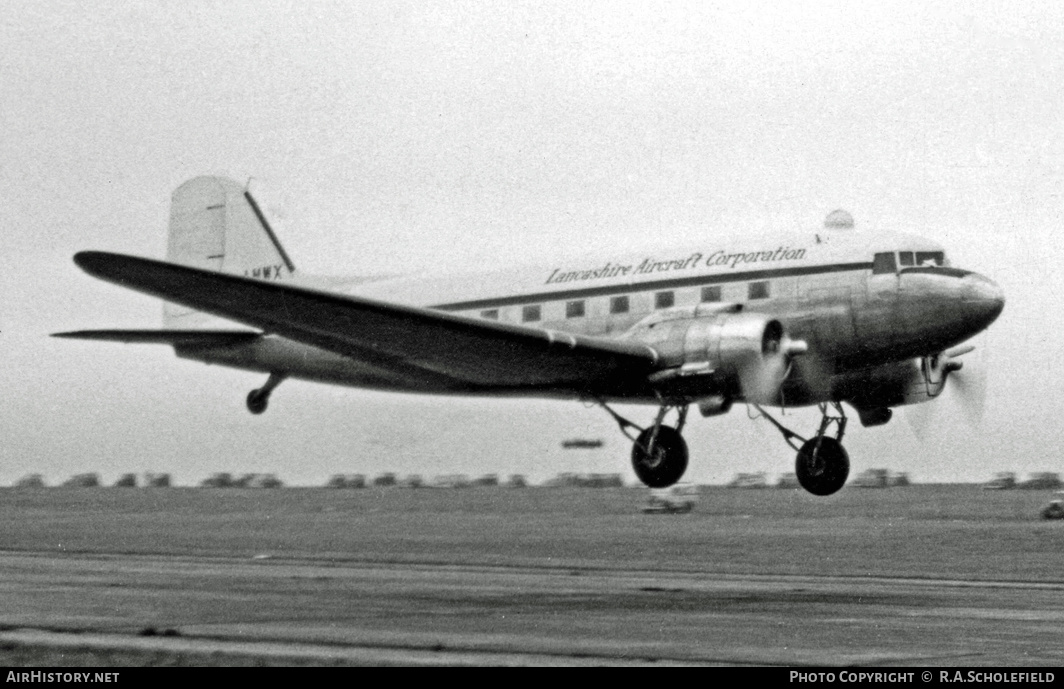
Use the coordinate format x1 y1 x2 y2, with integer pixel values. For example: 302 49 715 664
246 390 268 415
795 436 849 496
631 426 688 488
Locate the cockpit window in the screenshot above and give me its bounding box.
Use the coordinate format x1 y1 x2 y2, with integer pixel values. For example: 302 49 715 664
915 251 945 267
872 252 897 275
898 251 914 267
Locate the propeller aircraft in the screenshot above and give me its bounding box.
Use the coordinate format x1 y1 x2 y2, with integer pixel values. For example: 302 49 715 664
56 177 1004 495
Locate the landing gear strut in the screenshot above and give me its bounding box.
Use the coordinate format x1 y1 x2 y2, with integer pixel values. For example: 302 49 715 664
246 372 286 415
755 401 850 496
598 401 689 488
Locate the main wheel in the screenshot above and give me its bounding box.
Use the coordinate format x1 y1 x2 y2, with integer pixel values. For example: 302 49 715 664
795 436 849 496
631 426 688 488
246 390 269 415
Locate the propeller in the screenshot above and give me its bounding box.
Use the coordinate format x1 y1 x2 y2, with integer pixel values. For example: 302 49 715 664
739 322 808 405
791 350 835 402
905 336 989 439
950 341 989 426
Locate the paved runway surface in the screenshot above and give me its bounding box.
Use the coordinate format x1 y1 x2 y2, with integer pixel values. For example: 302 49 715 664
1 550 1062 666
1 486 1062 666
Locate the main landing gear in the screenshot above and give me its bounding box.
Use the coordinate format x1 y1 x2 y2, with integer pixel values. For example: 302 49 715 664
755 402 850 496
598 401 689 488
246 372 286 415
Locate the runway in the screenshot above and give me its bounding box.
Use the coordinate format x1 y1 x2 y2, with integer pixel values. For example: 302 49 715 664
0 485 1061 666
1 550 1062 666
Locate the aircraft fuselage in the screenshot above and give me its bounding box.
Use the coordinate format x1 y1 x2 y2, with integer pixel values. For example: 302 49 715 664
175 226 1003 415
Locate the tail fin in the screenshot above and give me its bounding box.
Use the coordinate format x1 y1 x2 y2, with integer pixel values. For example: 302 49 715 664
164 176 296 327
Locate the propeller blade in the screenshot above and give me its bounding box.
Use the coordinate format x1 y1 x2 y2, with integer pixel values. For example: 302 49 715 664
792 352 833 401
906 334 989 438
739 335 808 405
905 398 935 440
950 337 988 427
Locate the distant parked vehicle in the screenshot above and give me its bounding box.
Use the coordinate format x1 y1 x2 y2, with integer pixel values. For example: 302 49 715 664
1019 473 1063 490
852 468 890 488
144 473 171 487
373 473 398 487
431 474 470 488
643 484 699 514
200 472 234 488
983 472 1016 490
114 473 137 488
851 469 910 488
542 472 623 488
728 473 767 489
326 474 366 489
62 473 100 488
582 473 624 488
1041 493 1064 520
776 473 800 489
244 473 283 488
14 474 46 488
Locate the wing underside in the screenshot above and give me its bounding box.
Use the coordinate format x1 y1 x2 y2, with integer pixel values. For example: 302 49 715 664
63 252 662 395
53 329 261 346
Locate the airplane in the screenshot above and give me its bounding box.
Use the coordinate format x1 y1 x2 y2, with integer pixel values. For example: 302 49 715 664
55 176 1005 496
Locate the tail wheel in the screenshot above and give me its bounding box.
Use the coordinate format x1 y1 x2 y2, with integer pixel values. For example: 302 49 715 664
796 436 849 496
246 390 269 415
631 426 688 488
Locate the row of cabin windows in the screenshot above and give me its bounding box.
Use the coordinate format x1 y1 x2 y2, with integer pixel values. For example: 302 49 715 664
872 251 946 275
481 281 771 322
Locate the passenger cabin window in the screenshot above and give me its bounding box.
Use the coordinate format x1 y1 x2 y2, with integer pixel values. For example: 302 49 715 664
521 305 541 322
480 309 499 320
748 281 769 300
655 291 674 309
898 251 914 267
916 251 945 267
872 252 897 275
565 300 585 318
701 285 722 302
610 295 630 314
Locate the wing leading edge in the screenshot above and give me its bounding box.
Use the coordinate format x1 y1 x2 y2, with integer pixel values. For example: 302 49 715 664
53 330 261 345
66 251 661 395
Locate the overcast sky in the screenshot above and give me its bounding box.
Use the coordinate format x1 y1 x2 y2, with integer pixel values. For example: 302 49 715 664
2 1 1061 486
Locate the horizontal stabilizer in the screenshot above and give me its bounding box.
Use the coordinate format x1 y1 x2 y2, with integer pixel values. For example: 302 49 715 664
52 329 261 346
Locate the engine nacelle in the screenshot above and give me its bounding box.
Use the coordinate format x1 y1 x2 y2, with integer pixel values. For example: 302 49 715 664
841 353 959 412
635 309 805 404
683 312 786 377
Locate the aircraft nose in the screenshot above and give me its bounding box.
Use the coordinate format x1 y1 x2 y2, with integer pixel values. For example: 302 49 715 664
963 273 1005 328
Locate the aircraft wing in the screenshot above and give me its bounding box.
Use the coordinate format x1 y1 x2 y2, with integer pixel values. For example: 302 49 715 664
54 329 261 345
66 251 661 393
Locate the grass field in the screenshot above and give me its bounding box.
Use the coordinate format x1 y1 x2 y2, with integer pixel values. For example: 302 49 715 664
1 485 1061 582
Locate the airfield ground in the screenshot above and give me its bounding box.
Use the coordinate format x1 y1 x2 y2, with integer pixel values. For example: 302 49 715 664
0 485 1061 666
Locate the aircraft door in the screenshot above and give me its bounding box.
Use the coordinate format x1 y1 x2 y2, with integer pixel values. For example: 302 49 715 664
853 252 899 357
796 283 856 359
